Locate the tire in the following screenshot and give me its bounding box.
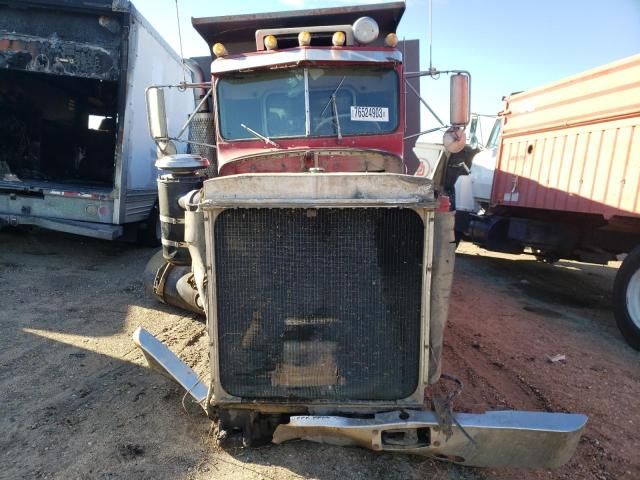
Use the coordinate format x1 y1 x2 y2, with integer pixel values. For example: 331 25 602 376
136 203 161 247
613 246 640 351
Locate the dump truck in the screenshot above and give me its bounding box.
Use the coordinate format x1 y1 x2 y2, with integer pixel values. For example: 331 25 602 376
132 2 587 468
0 0 196 241
454 54 640 351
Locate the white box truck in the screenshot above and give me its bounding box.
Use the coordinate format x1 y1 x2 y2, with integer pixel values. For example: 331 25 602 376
0 0 196 242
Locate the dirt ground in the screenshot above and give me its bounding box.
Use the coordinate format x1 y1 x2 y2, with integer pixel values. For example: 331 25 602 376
1 228 638 480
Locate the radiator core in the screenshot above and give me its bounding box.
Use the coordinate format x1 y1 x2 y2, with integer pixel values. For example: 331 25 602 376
214 208 424 401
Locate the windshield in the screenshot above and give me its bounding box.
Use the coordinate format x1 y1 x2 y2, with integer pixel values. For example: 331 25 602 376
217 66 399 141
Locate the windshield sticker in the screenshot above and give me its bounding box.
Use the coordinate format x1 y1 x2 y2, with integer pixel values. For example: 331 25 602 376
350 106 389 122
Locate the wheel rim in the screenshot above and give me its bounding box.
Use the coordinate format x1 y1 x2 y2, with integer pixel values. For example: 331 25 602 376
626 269 640 329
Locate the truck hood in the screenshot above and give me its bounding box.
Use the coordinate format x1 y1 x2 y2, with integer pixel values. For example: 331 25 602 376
217 147 406 176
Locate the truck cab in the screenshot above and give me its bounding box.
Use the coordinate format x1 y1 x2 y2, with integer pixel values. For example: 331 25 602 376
454 115 501 214
193 3 409 177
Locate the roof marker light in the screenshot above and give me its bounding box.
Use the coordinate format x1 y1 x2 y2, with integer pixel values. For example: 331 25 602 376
264 35 278 50
385 33 398 48
332 31 346 47
212 43 228 57
298 31 311 47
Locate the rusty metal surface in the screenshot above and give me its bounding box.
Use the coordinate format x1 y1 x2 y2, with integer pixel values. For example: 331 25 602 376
213 208 424 401
0 1 192 236
493 54 640 219
0 5 122 80
200 172 435 208
199 173 437 409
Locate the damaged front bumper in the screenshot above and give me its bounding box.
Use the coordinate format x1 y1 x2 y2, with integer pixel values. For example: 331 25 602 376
273 410 586 468
132 327 587 468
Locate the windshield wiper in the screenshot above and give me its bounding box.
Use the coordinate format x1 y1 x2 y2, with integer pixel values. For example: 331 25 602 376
320 76 345 141
330 94 342 141
240 123 280 147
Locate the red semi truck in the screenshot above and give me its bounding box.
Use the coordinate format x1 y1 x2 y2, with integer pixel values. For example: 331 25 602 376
132 2 586 467
454 54 640 350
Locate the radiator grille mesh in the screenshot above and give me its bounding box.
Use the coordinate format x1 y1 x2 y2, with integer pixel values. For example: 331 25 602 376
188 112 217 177
214 208 424 401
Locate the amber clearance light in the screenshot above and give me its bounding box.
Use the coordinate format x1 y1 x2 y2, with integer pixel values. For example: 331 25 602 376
212 43 228 57
298 31 311 47
264 35 278 50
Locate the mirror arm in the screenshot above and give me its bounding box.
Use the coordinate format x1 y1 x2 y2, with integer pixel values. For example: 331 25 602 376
404 125 449 141
404 79 444 126
176 88 213 140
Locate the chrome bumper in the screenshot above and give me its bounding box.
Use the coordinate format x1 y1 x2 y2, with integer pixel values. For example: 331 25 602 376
273 410 586 468
133 327 587 468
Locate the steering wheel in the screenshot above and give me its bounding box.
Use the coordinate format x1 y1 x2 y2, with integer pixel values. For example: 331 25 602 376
313 113 352 133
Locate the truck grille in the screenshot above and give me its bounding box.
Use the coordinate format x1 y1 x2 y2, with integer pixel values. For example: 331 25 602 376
214 208 423 401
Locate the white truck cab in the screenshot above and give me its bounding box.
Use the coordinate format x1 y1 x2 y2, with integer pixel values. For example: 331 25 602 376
454 116 501 213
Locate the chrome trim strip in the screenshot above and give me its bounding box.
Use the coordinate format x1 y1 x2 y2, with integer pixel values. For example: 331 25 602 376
211 48 402 74
304 68 311 136
132 327 208 407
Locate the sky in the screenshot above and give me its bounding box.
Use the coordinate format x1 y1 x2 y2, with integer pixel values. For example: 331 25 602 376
132 0 640 142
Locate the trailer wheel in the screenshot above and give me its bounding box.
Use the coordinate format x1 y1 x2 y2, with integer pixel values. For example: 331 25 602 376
137 203 161 247
613 246 640 351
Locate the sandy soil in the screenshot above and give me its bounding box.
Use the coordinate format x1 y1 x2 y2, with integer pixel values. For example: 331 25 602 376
0 228 638 480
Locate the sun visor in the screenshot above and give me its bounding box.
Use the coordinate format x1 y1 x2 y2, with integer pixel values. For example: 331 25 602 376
191 2 405 55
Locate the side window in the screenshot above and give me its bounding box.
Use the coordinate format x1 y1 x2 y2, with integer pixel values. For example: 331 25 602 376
486 119 502 149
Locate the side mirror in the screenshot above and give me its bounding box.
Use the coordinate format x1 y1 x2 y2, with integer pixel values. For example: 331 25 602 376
146 87 169 140
450 73 470 126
